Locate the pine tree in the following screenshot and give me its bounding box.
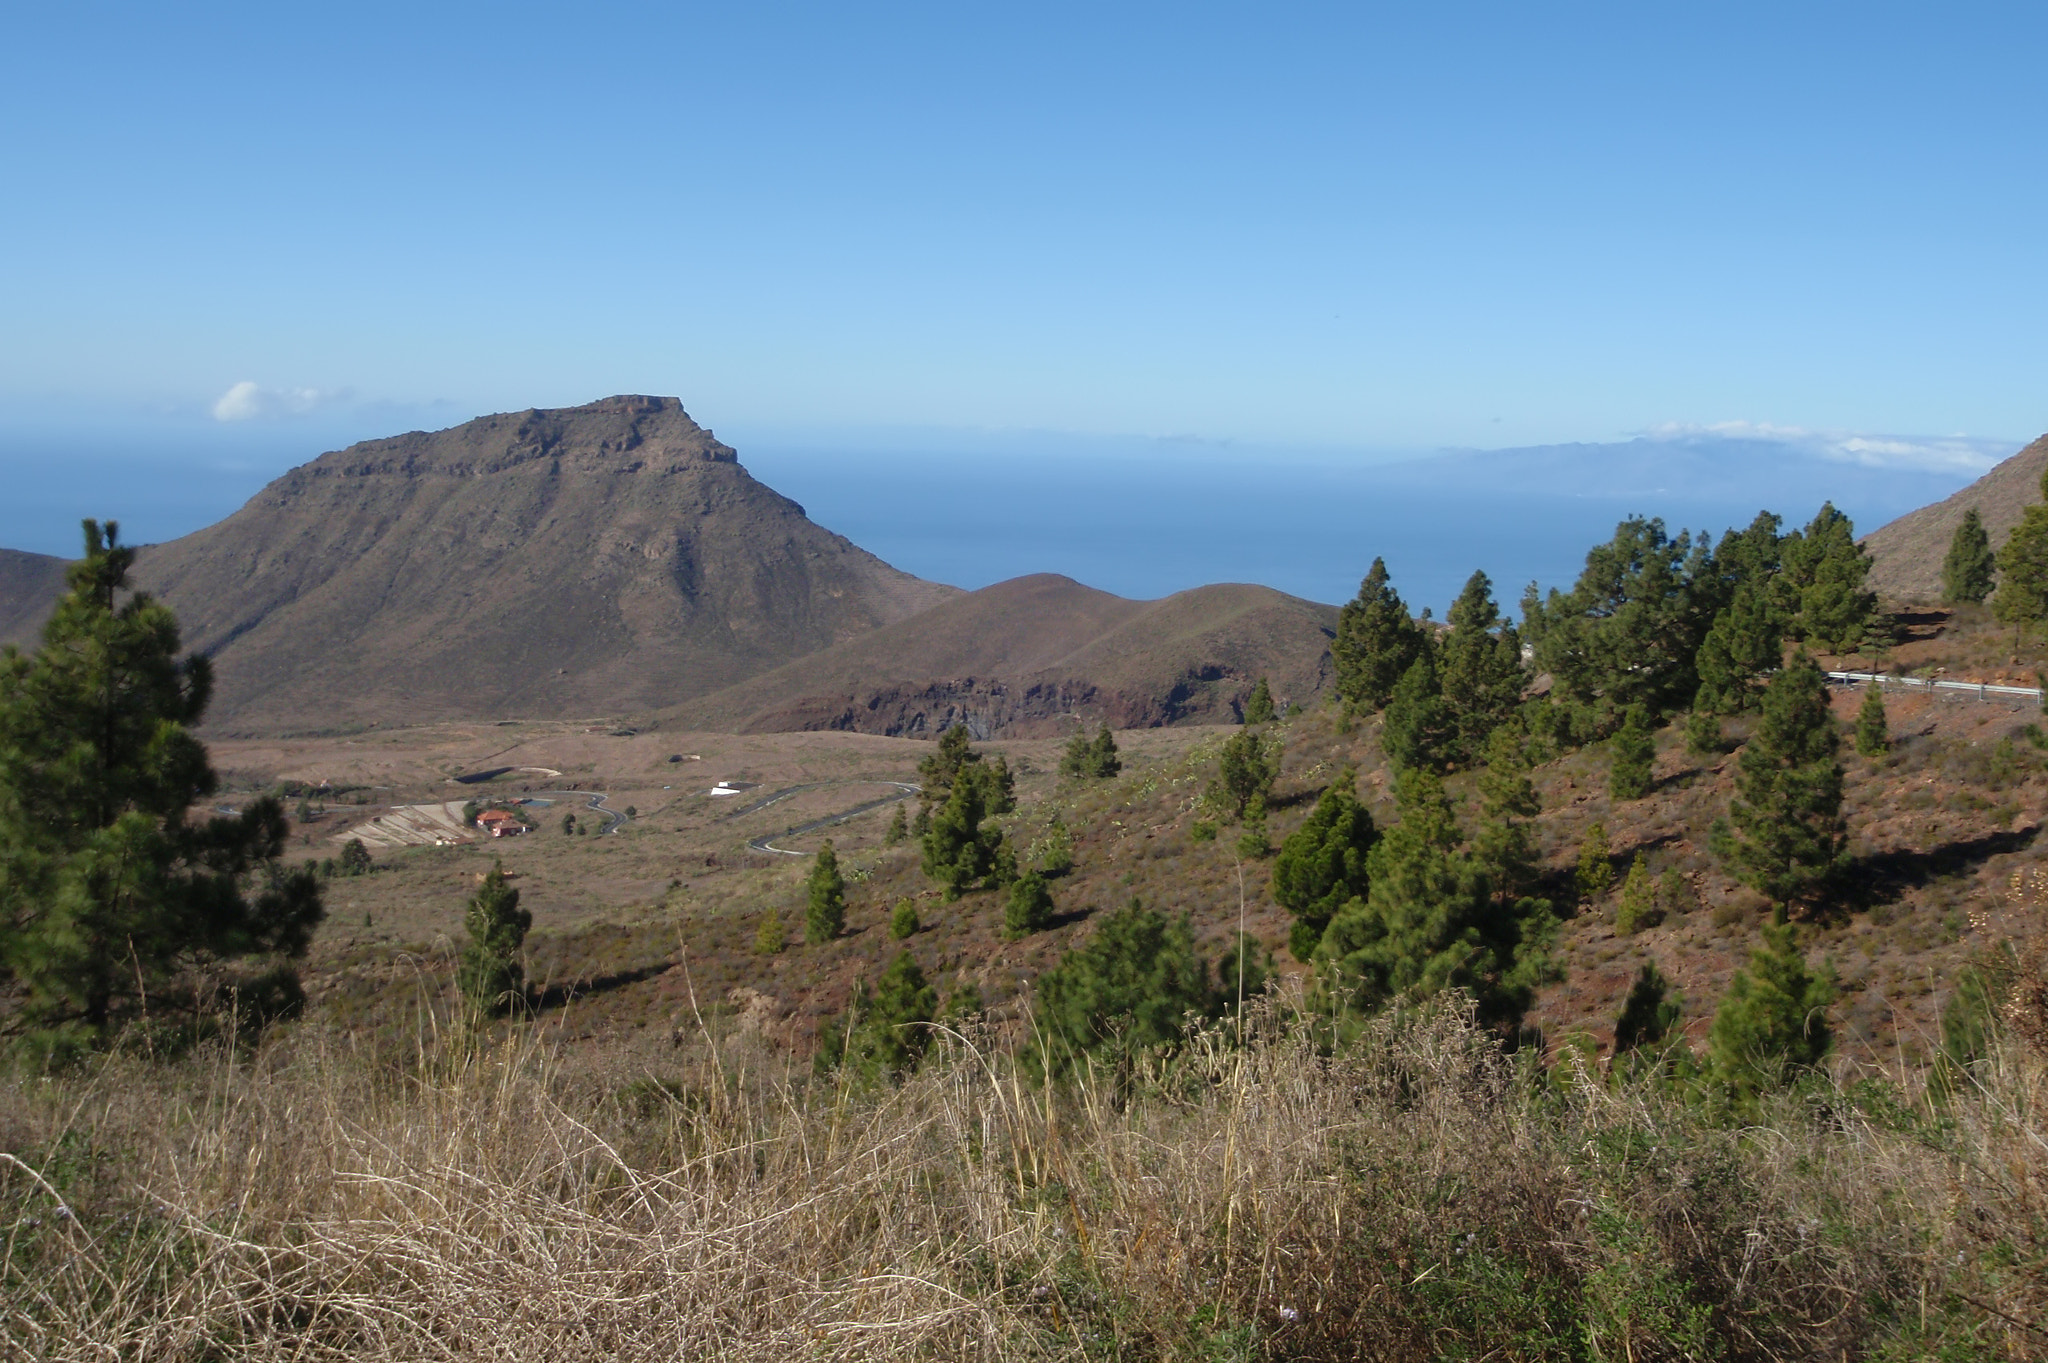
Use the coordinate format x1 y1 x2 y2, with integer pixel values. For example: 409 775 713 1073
805 840 847 942
1695 579 1782 713
1087 723 1121 778
917 725 979 812
1995 501 2048 641
1062 723 1121 779
1707 921 1835 1102
1211 728 1280 819
921 766 1004 899
1242 676 1276 724
1608 704 1655 801
755 908 787 955
1436 570 1526 761
1332 557 1426 715
1941 508 1997 605
1711 653 1846 920
1004 871 1055 940
888 899 920 940
1854 684 1890 759
820 951 939 1081
1576 822 1615 901
1522 517 1715 732
1779 503 1875 653
1473 720 1541 902
1614 853 1659 934
1613 961 1682 1053
1684 706 1724 757
0 521 323 1048
458 861 531 1019
884 803 908 846
1381 649 1451 773
338 838 373 876
1314 768 1557 1031
1235 796 1270 859
1029 898 1215 1084
1270 772 1376 961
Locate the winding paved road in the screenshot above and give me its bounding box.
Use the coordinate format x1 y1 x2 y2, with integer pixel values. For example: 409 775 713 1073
731 780 920 856
526 790 627 835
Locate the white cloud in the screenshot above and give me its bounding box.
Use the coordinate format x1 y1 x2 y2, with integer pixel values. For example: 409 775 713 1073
211 381 346 422
1643 420 2013 475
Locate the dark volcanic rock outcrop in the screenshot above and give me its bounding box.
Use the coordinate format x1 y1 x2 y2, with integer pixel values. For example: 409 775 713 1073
667 574 1338 738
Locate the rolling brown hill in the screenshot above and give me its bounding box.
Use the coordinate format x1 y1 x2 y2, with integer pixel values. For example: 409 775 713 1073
664 572 1339 737
0 548 70 649
96 396 958 731
1863 432 2048 601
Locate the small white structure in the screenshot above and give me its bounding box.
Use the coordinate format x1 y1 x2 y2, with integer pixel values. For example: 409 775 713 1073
707 781 746 797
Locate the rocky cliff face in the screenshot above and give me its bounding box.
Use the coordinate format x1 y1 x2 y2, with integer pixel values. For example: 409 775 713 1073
125 396 957 730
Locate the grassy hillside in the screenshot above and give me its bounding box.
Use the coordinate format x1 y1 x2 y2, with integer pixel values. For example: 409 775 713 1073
1864 431 2048 601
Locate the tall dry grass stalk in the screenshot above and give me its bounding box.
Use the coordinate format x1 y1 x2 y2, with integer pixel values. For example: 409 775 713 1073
4 1000 2045 1360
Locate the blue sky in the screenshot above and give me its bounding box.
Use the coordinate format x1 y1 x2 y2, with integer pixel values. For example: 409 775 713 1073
2 3 2045 595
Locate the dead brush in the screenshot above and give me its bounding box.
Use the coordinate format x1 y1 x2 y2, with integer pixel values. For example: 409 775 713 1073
5 997 2048 1360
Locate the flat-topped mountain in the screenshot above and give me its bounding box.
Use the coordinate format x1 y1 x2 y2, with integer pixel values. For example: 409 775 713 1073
113 396 957 730
666 573 1338 737
1864 432 2048 601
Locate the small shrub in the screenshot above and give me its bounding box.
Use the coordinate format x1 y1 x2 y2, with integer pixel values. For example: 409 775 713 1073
889 899 920 940
755 910 787 956
1190 820 1218 843
1576 823 1615 902
1615 854 1660 935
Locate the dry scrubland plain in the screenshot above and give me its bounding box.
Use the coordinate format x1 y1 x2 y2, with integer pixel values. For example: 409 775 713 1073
8 606 2048 1357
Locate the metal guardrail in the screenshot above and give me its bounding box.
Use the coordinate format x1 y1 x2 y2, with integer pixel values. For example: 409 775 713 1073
1825 670 2044 703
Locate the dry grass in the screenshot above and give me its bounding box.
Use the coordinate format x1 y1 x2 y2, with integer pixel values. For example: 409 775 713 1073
6 999 2046 1361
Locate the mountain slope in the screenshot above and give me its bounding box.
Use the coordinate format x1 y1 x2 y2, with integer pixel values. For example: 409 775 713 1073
121 396 957 730
0 548 70 649
666 573 1338 737
1864 432 2048 601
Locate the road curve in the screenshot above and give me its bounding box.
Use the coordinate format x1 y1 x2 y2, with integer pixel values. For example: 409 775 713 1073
736 781 920 857
526 790 626 835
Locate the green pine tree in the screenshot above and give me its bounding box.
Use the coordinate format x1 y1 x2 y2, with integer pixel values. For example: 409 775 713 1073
755 908 787 955
1436 570 1526 761
1695 578 1782 713
819 950 939 1081
1613 961 1683 1054
1314 768 1557 1031
338 838 373 876
1087 723 1121 778
1711 653 1846 921
884 803 908 846
1941 508 1997 605
1779 503 1876 653
0 521 323 1049
888 898 920 940
1854 684 1890 759
805 840 847 942
1522 517 1716 734
1684 705 1724 757
1472 720 1541 903
920 765 1005 899
1270 772 1376 961
1242 676 1276 724
1332 557 1426 715
1028 898 1215 1084
1234 795 1270 859
1608 704 1656 801
1381 648 1451 773
1576 822 1615 901
458 860 531 1019
1995 501 2048 641
1614 853 1659 934
1707 921 1835 1103
1004 871 1055 940
1210 728 1281 819
1063 722 1121 778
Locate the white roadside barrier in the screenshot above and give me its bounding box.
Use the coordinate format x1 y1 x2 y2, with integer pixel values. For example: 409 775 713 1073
1825 670 2044 704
